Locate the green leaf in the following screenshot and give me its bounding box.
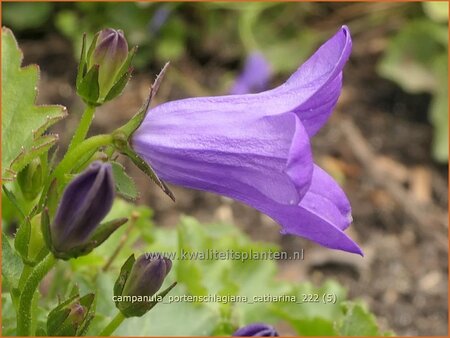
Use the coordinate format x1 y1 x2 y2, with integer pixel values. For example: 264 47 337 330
2 232 24 289
1 293 17 335
3 184 32 263
337 302 382 336
1 27 66 181
10 134 60 178
290 317 337 336
111 162 138 201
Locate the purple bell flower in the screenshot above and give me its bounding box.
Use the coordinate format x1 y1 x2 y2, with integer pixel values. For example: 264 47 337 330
50 161 115 254
230 51 271 95
132 26 362 255
233 323 278 337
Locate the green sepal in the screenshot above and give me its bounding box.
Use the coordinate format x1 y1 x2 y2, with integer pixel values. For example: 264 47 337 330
47 293 95 336
90 217 129 246
109 63 175 201
117 45 137 79
119 281 177 318
76 33 87 89
103 67 133 103
41 208 53 254
119 144 175 202
52 218 128 260
76 293 96 336
47 296 76 336
111 161 138 201
115 62 169 138
86 32 100 67
114 254 136 299
46 179 59 219
77 65 100 106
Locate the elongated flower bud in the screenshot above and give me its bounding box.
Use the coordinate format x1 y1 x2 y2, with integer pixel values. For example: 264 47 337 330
17 158 43 200
233 323 278 337
90 28 128 97
77 28 134 105
50 161 115 255
122 253 172 298
115 253 174 317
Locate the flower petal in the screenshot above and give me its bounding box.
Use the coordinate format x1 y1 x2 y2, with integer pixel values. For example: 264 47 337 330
133 112 313 206
138 26 350 136
131 26 358 253
298 164 352 231
279 25 351 136
276 201 362 254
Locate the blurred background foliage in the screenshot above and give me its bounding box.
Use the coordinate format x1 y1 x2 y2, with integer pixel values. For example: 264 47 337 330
2 199 391 336
3 1 448 161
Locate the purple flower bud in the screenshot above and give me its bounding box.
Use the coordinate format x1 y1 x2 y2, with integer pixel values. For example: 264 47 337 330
233 323 279 337
50 161 115 254
121 253 172 298
68 302 86 326
230 51 271 95
91 28 129 97
132 26 362 255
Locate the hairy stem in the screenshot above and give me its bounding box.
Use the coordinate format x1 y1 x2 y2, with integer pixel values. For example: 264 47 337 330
17 254 56 336
54 134 113 181
67 104 96 153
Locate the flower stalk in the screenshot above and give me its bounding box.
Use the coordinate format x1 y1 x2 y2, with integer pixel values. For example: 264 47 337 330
17 254 56 336
67 104 96 153
99 312 125 336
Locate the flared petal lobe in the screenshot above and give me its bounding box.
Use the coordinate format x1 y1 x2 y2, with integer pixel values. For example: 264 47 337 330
233 323 279 337
132 26 360 254
267 165 361 255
